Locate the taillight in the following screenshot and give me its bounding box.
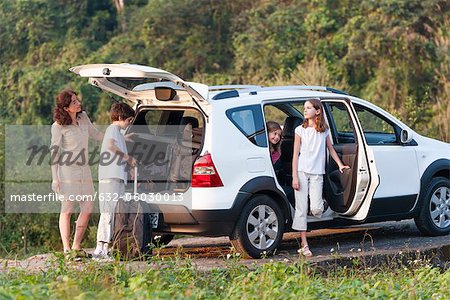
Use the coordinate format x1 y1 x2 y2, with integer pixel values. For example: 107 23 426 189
192 152 224 187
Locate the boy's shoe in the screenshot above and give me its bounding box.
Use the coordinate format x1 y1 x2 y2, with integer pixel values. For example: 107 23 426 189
102 253 115 262
94 243 104 255
92 250 105 261
93 250 114 262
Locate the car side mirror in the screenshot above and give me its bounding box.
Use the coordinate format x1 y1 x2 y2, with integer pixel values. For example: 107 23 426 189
400 129 413 144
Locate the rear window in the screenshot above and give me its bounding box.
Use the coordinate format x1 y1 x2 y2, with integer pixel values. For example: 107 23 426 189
132 108 203 137
226 105 267 147
106 77 181 91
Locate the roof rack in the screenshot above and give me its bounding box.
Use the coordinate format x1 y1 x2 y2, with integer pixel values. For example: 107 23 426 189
209 85 262 91
208 85 349 100
211 90 239 100
242 85 348 95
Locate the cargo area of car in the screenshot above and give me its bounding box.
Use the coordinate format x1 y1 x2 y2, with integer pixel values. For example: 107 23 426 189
124 107 204 194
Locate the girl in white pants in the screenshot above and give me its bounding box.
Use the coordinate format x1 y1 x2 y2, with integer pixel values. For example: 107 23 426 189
292 99 350 257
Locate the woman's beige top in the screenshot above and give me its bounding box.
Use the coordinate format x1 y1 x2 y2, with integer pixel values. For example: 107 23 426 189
51 111 103 200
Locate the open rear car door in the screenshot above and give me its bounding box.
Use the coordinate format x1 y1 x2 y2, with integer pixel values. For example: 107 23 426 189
70 63 209 115
322 99 380 221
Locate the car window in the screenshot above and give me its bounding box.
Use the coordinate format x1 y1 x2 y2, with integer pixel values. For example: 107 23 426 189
107 77 160 90
145 110 163 124
182 110 204 128
136 109 197 137
325 102 357 144
354 104 398 145
226 105 267 147
264 105 288 126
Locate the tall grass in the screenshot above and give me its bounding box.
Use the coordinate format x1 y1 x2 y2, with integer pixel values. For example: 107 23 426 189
0 254 449 299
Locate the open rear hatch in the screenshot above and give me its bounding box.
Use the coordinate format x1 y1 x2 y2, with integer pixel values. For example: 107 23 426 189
70 63 210 116
71 64 208 226
70 64 207 194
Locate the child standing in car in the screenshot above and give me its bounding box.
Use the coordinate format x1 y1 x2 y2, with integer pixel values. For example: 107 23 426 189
292 99 349 257
94 102 136 260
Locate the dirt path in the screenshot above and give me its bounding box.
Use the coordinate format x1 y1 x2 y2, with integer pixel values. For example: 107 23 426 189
1 220 449 273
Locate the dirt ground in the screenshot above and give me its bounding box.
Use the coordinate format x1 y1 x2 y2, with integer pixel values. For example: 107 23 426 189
1 220 449 273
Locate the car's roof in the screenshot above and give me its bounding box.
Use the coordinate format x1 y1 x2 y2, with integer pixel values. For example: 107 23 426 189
208 86 371 109
208 87 349 107
207 86 410 129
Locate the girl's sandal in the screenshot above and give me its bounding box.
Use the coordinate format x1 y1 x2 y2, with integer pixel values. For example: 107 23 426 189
64 250 82 262
74 249 92 259
64 249 91 261
297 245 313 257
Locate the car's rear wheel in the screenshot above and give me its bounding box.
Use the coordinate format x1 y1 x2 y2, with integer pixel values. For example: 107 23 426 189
414 177 450 236
230 194 284 258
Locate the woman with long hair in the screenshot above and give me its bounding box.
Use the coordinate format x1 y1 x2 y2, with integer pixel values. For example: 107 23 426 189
50 88 103 259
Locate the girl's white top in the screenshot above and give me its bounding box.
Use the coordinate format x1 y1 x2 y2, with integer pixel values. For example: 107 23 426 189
295 126 329 175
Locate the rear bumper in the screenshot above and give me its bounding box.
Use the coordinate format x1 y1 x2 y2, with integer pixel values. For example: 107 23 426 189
154 205 237 237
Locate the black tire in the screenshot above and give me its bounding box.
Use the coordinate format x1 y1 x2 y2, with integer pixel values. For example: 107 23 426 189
152 234 175 246
230 194 285 259
414 177 450 236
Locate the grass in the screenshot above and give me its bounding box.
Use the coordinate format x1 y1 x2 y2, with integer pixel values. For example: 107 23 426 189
0 253 449 299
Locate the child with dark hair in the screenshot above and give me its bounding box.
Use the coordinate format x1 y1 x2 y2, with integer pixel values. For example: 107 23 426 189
266 121 282 165
94 102 136 260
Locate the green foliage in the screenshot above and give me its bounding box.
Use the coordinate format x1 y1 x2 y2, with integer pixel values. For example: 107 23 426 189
0 258 449 298
0 0 448 130
233 0 449 137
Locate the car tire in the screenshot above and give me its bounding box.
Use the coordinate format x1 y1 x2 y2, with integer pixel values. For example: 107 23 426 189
152 234 174 246
414 177 450 236
230 194 284 259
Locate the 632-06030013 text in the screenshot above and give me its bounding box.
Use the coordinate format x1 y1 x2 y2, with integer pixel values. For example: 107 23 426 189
123 192 185 202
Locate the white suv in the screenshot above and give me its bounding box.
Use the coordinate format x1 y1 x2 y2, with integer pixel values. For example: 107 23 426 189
71 64 450 258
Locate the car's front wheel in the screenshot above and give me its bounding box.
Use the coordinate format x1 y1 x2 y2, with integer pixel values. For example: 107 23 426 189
230 195 284 258
414 177 450 236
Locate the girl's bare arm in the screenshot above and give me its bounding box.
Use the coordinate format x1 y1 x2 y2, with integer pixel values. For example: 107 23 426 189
326 136 350 173
292 134 301 190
